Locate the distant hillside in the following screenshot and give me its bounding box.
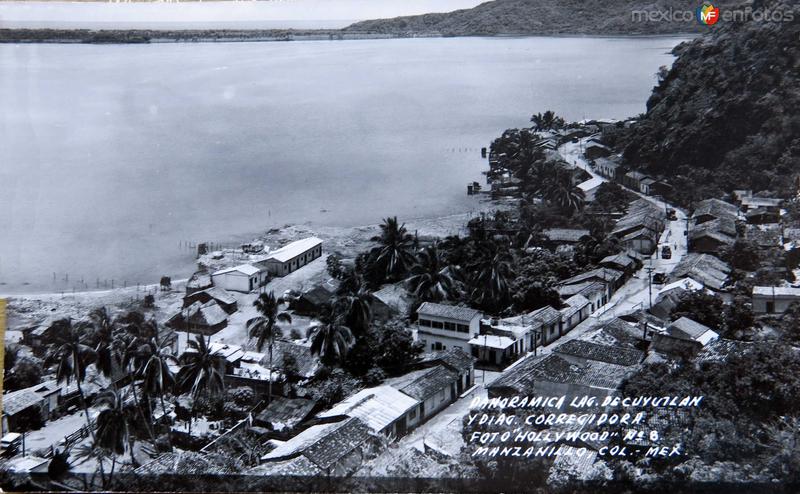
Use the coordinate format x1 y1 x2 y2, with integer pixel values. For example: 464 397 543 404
345 0 732 36
616 0 800 205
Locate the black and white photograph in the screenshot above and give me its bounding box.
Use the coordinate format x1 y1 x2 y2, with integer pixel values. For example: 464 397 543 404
0 0 799 492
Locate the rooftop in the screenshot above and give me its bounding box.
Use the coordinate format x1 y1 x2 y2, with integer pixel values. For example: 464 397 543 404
554 340 644 367
301 417 374 470
255 397 316 431
416 348 476 373
753 286 800 297
417 302 481 322
667 317 716 341
267 237 323 263
542 228 590 243
212 263 262 277
490 354 632 394
386 365 459 401
468 334 516 350
196 286 237 306
557 281 606 298
692 198 739 221
318 385 419 433
560 268 624 287
600 253 635 268
669 254 730 291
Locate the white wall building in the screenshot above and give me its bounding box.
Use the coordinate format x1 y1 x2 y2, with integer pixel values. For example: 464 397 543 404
262 237 323 277
211 264 264 293
416 302 482 353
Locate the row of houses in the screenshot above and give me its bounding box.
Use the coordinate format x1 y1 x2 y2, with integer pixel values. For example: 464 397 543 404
244 349 475 477
488 319 646 400
414 292 600 369
610 199 666 255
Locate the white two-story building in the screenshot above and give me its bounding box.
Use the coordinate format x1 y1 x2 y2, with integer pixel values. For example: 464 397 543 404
415 302 482 353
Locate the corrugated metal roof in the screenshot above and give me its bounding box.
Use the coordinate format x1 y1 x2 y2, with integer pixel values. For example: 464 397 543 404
555 340 643 366
212 264 261 276
318 385 419 433
267 237 323 263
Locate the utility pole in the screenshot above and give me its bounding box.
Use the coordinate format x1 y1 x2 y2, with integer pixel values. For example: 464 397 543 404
645 259 654 308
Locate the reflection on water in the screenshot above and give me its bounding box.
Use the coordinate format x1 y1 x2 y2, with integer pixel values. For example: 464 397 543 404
0 36 686 293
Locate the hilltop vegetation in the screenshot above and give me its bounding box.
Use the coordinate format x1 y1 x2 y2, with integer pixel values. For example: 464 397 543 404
345 0 732 36
615 1 800 205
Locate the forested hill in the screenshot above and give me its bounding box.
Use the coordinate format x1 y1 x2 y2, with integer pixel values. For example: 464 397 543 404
344 0 733 36
616 0 800 205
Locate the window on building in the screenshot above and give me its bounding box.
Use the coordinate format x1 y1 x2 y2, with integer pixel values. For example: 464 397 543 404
431 321 444 329
457 324 469 333
767 301 775 313
419 319 432 327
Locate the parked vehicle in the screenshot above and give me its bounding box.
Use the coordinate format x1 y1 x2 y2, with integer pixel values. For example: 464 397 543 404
653 272 667 284
667 209 677 221
661 245 672 259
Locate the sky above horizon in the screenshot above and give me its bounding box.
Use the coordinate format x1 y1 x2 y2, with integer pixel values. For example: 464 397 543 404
0 0 488 29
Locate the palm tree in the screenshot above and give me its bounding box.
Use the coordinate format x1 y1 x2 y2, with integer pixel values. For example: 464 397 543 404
307 305 355 366
406 244 457 302
530 110 565 131
176 334 224 432
469 243 514 312
245 292 291 403
336 274 373 336
369 217 416 282
45 318 97 438
133 333 178 430
88 308 122 386
542 167 585 214
95 387 136 471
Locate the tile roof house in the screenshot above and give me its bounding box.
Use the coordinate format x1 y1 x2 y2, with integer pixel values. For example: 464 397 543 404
370 283 413 320
691 198 739 224
416 302 482 354
417 302 481 321
668 253 731 291
599 253 637 273
560 294 592 333
135 451 241 476
488 353 634 399
183 286 238 314
167 300 228 336
254 397 317 433
651 317 719 355
582 318 654 349
694 338 754 364
290 285 335 316
317 385 419 438
553 340 644 367
385 364 461 423
689 217 738 253
260 417 382 477
559 268 624 292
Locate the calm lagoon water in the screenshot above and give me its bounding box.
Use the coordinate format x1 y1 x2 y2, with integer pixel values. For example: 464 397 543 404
0 36 686 293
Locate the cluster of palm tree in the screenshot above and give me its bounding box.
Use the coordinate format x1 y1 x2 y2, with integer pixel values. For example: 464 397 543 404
530 110 565 131
41 308 239 486
522 161 585 215
363 217 517 314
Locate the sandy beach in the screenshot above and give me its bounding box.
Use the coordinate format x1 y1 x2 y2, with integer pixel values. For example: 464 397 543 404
2 194 511 336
